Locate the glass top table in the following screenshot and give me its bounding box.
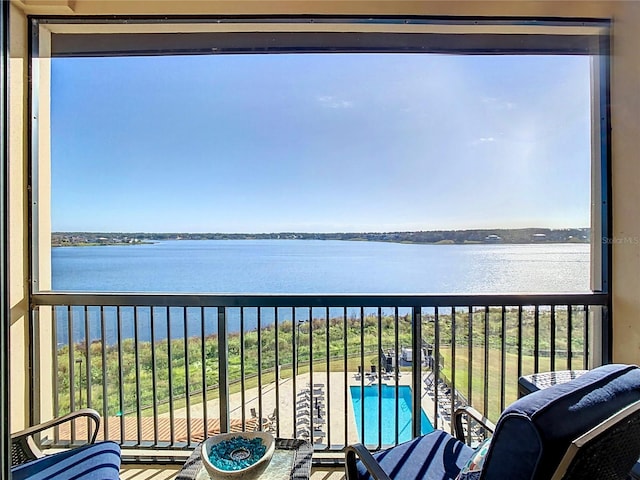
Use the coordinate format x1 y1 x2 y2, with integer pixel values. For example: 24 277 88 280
175 438 313 480
517 369 588 397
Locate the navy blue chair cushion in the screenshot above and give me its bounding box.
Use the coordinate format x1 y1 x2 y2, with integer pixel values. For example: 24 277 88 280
483 364 640 480
11 441 121 480
356 430 475 480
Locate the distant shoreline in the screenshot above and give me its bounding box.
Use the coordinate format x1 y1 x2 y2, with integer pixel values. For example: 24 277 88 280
52 228 590 247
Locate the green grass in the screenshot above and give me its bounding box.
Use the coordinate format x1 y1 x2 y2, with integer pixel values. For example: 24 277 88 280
438 346 584 421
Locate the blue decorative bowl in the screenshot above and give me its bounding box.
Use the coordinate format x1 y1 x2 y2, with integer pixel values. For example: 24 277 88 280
201 432 275 480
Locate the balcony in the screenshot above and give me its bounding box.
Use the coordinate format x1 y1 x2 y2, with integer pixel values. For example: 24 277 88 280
28 291 607 477
7 2 640 480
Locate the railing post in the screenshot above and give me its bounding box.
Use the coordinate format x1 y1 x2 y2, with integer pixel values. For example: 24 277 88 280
589 305 605 368
601 305 611 364
30 306 41 432
0 1 8 474
412 306 422 438
218 306 230 433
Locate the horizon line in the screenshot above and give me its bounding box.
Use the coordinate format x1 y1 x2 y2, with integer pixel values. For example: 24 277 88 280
52 226 590 235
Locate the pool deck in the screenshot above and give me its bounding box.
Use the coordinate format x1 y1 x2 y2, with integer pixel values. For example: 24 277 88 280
163 369 453 448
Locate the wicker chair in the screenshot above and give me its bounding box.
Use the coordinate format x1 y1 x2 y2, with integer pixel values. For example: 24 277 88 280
552 401 640 479
346 364 640 480
11 408 121 480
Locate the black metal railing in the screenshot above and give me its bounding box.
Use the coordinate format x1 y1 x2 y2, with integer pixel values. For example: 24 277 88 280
31 292 608 453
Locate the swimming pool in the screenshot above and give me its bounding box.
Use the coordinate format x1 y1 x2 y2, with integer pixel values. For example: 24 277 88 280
350 384 434 446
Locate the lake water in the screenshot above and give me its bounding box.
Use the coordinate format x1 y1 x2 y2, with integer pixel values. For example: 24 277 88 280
52 240 590 294
51 240 591 344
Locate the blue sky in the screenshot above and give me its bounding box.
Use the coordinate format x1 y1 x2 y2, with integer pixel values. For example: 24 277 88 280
51 53 592 233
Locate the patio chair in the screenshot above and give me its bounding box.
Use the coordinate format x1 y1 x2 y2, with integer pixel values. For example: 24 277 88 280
423 373 434 390
297 416 326 427
11 408 121 480
346 363 640 480
268 408 277 422
297 399 326 410
297 407 327 420
250 407 272 431
298 387 323 398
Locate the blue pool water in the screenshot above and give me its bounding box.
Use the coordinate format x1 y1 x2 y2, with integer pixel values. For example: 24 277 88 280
350 384 434 445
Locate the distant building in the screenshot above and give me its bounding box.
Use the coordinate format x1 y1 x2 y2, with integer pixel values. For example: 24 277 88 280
401 348 413 363
532 233 547 242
